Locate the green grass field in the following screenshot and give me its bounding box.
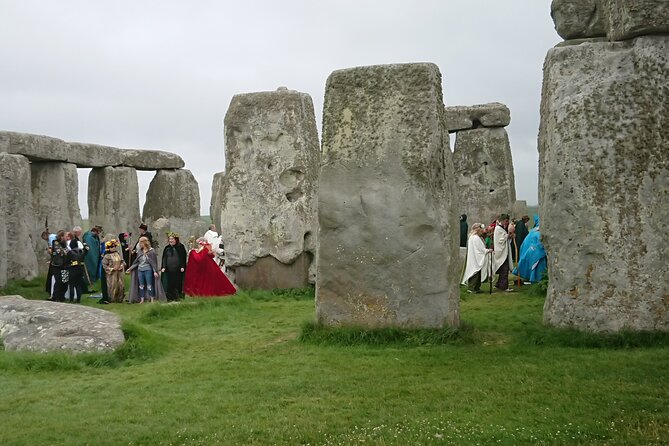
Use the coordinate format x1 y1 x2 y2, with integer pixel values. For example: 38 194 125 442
0 278 667 445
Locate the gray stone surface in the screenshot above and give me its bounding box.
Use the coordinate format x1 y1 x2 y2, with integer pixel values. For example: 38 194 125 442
0 295 124 353
210 171 226 233
539 36 669 332
88 167 141 236
317 63 460 329
512 200 529 219
551 0 606 40
0 154 40 288
1 131 184 170
443 102 511 133
143 169 200 221
219 88 320 289
148 217 209 263
30 162 82 274
551 0 669 42
453 127 516 227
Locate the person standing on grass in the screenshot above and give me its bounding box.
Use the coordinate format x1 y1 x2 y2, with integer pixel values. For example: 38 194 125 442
513 215 547 284
126 236 166 303
49 230 69 302
459 214 468 248
65 226 89 303
102 239 126 303
493 213 515 292
161 233 187 301
82 225 102 292
461 223 492 293
183 238 236 297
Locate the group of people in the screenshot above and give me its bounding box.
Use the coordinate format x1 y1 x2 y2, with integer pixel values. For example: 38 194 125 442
43 223 236 304
460 213 547 294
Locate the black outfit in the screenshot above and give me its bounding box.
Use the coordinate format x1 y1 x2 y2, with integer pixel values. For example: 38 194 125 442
67 238 89 303
161 242 187 301
50 241 69 302
513 220 529 262
459 215 468 248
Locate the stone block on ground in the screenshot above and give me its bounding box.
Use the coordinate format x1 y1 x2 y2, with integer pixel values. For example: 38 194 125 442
317 63 460 329
0 295 124 353
219 88 320 289
453 127 516 227
143 169 200 222
539 36 669 332
210 172 226 233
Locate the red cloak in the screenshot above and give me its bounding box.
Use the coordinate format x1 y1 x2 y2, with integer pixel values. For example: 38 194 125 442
183 249 237 297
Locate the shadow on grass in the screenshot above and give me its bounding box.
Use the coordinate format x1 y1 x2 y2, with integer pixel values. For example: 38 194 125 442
0 321 168 372
299 321 478 346
522 326 669 349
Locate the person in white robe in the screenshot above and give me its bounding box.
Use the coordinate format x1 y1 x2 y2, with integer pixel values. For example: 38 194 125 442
492 214 515 291
203 224 225 271
461 223 492 293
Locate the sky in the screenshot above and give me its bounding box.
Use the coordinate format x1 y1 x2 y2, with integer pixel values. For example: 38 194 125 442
0 0 560 217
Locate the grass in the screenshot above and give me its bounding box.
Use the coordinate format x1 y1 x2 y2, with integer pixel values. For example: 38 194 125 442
0 278 667 445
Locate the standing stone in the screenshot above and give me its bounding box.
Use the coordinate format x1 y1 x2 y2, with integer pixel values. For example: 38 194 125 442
143 169 205 259
30 162 82 274
219 88 320 289
317 63 459 329
603 0 669 41
210 172 225 233
512 200 529 219
0 154 40 287
539 36 669 332
88 167 141 237
452 127 516 227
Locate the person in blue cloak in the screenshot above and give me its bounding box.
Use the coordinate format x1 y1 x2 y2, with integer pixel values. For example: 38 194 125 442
513 215 547 284
82 225 102 292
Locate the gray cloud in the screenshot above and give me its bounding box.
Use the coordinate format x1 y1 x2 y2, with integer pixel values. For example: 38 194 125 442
0 0 560 217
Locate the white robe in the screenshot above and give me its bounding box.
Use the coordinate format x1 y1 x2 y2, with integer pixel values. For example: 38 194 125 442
204 230 220 247
461 234 490 284
493 224 513 273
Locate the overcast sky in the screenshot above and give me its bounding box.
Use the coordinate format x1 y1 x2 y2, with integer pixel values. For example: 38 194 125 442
1 0 560 217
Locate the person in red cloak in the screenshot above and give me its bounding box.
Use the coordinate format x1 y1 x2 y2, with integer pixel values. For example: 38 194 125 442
183 238 237 297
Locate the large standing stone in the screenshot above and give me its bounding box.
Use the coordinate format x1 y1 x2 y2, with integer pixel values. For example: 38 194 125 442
210 172 225 233
143 169 204 260
30 162 82 274
219 88 320 289
0 295 124 353
453 127 516 227
0 132 185 170
317 63 459 329
512 200 529 219
551 0 606 40
539 36 669 332
88 167 141 236
0 154 40 288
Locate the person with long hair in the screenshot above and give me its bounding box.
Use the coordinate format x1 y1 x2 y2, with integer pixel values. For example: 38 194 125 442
183 238 236 297
126 236 166 303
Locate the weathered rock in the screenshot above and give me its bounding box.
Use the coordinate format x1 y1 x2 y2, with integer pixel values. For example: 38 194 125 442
604 0 669 41
143 169 200 221
234 253 312 290
210 172 225 233
0 131 184 170
453 128 516 227
443 102 511 133
539 36 669 332
317 63 460 329
551 0 669 42
0 154 40 288
88 167 141 237
0 295 124 353
30 162 82 274
551 0 606 40
219 88 320 289
512 200 529 219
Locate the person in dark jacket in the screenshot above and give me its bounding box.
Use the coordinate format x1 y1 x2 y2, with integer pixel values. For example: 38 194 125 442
512 215 530 262
459 214 468 248
161 233 188 301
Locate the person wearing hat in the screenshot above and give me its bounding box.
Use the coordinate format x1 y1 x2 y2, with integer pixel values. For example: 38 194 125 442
134 223 155 252
102 239 126 303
